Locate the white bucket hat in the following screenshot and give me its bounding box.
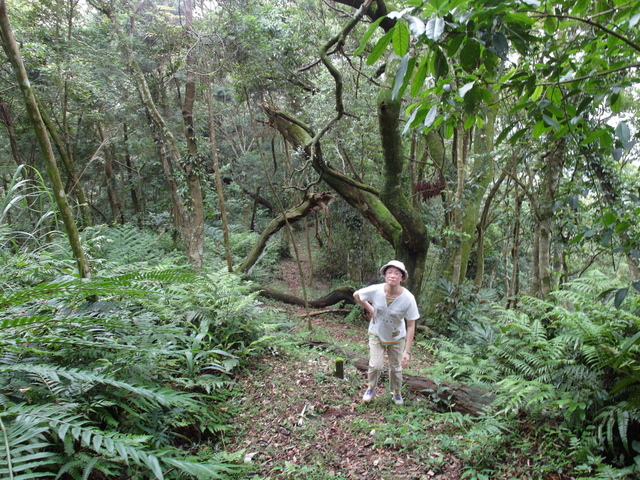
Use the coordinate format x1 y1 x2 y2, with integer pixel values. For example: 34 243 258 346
380 260 408 280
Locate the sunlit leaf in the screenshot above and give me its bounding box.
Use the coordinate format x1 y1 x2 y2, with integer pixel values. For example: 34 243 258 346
615 121 631 144
407 15 426 37
424 105 438 128
425 17 445 41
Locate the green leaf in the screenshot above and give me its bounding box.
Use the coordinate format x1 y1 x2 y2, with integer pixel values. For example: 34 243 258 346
495 124 513 145
614 288 628 308
433 47 448 80
571 0 589 15
543 16 557 34
392 54 413 100
392 21 410 57
463 85 478 115
603 211 617 226
460 37 481 73
610 91 622 113
463 114 476 129
353 17 385 55
542 114 560 128
446 32 465 57
444 118 455 139
410 57 430 96
509 128 527 143
367 30 392 65
530 84 544 102
491 32 509 60
533 120 548 138
582 128 608 145
614 221 630 233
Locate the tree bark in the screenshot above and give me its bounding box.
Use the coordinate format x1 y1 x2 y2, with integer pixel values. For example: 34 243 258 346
206 80 234 272
377 87 430 293
506 185 523 308
0 93 23 167
95 122 122 224
0 0 89 278
178 0 205 270
533 139 566 297
37 98 92 227
123 123 143 227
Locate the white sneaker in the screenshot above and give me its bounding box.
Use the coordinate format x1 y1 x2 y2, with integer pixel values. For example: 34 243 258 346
362 388 375 402
393 392 404 405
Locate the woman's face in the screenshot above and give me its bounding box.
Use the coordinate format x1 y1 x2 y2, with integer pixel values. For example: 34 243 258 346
384 266 404 285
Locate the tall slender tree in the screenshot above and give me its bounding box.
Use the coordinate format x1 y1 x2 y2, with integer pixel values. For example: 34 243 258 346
0 0 89 278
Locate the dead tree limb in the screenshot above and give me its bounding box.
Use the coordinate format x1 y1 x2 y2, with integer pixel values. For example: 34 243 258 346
238 191 335 274
255 285 356 308
304 308 352 317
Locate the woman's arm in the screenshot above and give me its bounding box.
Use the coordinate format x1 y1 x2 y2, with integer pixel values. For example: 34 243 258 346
353 292 375 322
402 320 416 366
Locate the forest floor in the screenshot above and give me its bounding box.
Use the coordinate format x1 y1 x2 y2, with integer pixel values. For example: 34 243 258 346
223 255 465 480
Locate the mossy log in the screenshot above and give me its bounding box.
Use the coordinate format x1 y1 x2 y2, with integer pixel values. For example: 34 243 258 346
306 341 494 416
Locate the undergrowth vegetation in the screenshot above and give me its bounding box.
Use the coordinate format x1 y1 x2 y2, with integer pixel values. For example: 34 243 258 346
2 169 640 479
423 272 640 479
0 221 285 479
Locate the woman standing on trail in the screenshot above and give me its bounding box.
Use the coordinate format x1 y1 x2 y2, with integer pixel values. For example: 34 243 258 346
353 260 420 406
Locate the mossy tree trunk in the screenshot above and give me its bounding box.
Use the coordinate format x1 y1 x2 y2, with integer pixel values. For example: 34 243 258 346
532 138 566 297
260 102 429 295
377 88 429 293
0 0 90 278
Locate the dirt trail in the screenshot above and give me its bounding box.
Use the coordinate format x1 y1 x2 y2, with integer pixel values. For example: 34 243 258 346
225 256 462 480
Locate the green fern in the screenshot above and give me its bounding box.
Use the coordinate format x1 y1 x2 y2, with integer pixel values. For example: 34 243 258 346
0 413 58 480
0 213 283 478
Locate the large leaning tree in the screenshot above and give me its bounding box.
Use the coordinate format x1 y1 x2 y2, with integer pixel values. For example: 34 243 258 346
255 0 430 295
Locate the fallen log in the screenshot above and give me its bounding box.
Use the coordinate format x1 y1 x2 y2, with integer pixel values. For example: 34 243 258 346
303 308 352 317
306 340 494 416
255 285 356 308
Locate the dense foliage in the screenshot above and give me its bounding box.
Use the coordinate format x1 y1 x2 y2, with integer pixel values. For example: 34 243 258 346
0 201 285 478
0 0 640 477
428 272 640 477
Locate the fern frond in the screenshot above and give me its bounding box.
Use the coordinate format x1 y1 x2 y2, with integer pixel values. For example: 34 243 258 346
163 452 245 479
0 269 195 312
0 364 199 409
0 410 58 480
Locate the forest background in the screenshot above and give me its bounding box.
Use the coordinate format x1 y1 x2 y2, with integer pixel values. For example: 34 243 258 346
1 0 640 478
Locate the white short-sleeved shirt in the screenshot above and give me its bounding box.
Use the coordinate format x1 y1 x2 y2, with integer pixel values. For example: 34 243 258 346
354 283 419 344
